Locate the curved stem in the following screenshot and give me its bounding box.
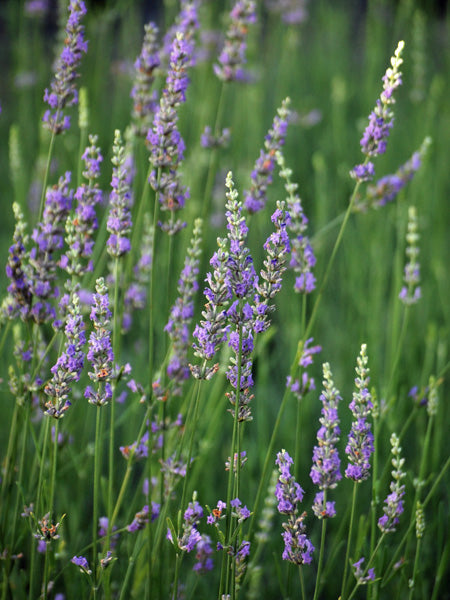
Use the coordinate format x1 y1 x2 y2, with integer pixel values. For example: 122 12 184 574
340 481 359 600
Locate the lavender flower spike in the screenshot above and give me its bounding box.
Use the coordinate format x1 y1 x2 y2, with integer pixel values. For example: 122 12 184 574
399 205 421 305
165 218 202 394
84 278 114 406
351 41 405 181
378 433 406 533
244 98 291 214
310 362 342 518
345 344 374 482
275 449 314 565
44 290 85 418
214 0 257 82
106 130 133 258
43 0 88 134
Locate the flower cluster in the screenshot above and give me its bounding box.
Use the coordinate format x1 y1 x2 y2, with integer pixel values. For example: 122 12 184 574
106 130 133 258
200 126 231 149
131 22 160 137
277 151 316 293
44 291 85 418
275 450 314 565
165 218 202 394
148 32 193 235
352 557 375 584
162 0 199 66
399 205 421 305
252 202 291 333
30 172 73 323
310 362 342 518
378 433 406 533
351 41 405 181
345 344 374 482
244 98 291 214
286 337 322 400
42 0 88 134
84 278 114 406
265 0 308 25
3 203 32 320
354 138 430 211
71 555 92 574
128 503 160 532
62 135 103 275
173 496 204 552
214 0 256 82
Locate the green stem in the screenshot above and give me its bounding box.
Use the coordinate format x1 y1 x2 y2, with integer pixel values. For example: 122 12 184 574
37 126 57 224
93 405 102 598
312 506 328 600
340 481 359 600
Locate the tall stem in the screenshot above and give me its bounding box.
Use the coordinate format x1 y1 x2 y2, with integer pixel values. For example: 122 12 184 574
340 481 359 600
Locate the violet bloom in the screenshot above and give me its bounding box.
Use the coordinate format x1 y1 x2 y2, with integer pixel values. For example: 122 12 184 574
378 433 406 533
244 98 291 214
162 0 199 66
106 130 133 258
148 32 193 235
355 138 430 211
399 206 421 306
352 557 375 584
71 555 91 574
276 151 316 293
286 337 322 400
30 172 73 324
193 534 214 572
252 201 291 333
165 218 202 394
84 278 114 406
42 0 88 134
265 0 308 25
200 125 231 149
4 203 32 320
176 496 203 552
345 344 374 482
127 503 160 532
131 22 160 137
62 135 103 276
351 41 405 181
275 449 314 565
214 0 256 82
310 362 342 518
44 291 85 418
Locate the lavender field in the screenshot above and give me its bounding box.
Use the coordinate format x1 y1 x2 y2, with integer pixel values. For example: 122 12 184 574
0 1 449 599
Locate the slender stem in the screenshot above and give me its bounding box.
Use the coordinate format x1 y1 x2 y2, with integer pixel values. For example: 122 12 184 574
312 506 328 600
340 481 359 600
49 419 59 518
299 565 306 600
37 126 58 224
92 405 102 597
408 537 422 600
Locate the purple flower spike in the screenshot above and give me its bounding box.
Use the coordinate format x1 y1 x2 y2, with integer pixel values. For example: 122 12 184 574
352 557 376 584
131 22 160 137
275 449 314 565
4 203 32 321
352 41 405 180
214 0 256 82
71 555 91 574
44 291 85 418
85 278 114 406
107 130 133 258
148 32 193 235
345 344 374 482
378 433 406 533
42 0 88 134
244 98 291 214
165 218 202 394
310 363 342 518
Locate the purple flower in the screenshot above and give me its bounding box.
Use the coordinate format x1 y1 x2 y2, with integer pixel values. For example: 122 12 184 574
85 278 114 406
352 557 376 584
44 291 85 418
128 503 160 532
286 338 321 400
201 126 230 149
42 0 88 133
276 151 316 294
345 345 374 482
161 1 199 66
310 363 342 518
193 534 214 572
351 41 405 180
266 0 308 25
275 450 314 565
62 135 103 275
71 555 91 574
3 203 32 320
378 433 406 533
214 1 256 82
176 496 203 552
106 130 133 258
399 206 421 305
244 98 291 213
165 218 202 394
148 32 193 235
131 22 160 137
